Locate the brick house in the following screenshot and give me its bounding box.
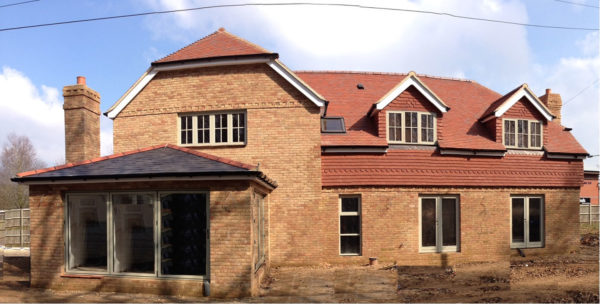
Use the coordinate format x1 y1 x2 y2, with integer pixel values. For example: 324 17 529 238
581 170 599 205
12 28 588 297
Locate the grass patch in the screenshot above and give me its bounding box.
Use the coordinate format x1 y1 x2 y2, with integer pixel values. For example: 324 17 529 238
580 222 599 235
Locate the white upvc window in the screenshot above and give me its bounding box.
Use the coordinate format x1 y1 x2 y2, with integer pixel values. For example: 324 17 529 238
387 111 436 144
503 119 542 149
179 111 246 146
339 195 361 256
419 196 460 253
511 196 544 248
65 192 210 279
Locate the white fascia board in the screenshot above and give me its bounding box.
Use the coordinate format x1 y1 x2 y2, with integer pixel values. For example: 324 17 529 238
494 87 553 121
267 61 325 107
376 75 448 113
106 57 273 119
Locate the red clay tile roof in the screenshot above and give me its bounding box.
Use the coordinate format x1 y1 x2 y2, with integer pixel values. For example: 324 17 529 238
545 122 588 155
296 71 586 155
154 28 274 64
296 71 506 150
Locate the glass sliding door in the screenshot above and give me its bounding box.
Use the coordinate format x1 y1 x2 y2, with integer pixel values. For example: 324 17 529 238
511 196 544 248
67 194 108 272
420 196 460 253
160 193 208 277
112 193 155 274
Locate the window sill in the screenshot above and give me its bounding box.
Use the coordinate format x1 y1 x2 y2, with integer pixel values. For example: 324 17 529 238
61 273 104 279
339 253 361 256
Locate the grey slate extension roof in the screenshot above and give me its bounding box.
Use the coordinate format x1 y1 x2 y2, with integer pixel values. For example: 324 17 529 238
12 144 277 188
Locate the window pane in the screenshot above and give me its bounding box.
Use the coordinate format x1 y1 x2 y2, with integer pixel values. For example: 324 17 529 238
512 198 525 243
405 112 418 143
442 198 457 246
340 216 360 234
531 122 541 148
517 120 528 148
161 193 208 276
529 198 542 243
322 118 345 132
341 197 359 212
505 120 516 146
421 198 436 247
388 113 402 141
340 236 360 254
68 195 107 272
112 194 154 274
181 116 193 144
420 114 434 143
197 115 209 144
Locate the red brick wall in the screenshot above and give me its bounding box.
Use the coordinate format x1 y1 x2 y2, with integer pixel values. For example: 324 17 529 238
582 173 599 205
112 64 323 266
28 180 262 297
319 186 580 266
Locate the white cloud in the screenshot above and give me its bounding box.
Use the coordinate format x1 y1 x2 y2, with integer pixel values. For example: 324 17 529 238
0 67 114 167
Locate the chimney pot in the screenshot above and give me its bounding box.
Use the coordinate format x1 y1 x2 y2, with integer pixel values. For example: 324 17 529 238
546 88 551 95
77 76 86 85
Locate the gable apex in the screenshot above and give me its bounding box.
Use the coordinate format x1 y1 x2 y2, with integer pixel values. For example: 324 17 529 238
481 84 554 122
373 71 450 113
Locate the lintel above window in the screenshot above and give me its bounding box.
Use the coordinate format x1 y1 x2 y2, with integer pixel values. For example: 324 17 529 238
321 117 346 133
179 111 246 146
387 111 436 144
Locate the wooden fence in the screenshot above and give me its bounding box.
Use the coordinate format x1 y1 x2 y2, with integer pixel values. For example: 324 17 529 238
0 208 30 248
580 204 600 224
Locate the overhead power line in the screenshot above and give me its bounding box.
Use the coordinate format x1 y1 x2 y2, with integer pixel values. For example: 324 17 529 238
553 0 599 9
0 2 598 32
0 0 39 9
563 79 600 107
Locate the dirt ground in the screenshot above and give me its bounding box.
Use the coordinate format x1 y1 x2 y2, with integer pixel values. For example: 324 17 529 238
0 227 598 302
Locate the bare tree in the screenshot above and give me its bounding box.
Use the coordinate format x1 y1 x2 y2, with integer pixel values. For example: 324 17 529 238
0 133 46 209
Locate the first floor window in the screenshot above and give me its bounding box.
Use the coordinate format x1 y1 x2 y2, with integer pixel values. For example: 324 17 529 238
504 119 542 149
511 196 544 248
420 196 460 253
387 111 436 144
179 111 246 145
340 195 361 255
66 192 209 277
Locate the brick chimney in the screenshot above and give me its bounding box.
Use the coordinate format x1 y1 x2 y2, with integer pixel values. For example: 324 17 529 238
63 76 100 163
539 88 563 124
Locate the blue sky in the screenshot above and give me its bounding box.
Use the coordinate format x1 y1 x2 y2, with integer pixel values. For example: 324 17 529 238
0 0 598 169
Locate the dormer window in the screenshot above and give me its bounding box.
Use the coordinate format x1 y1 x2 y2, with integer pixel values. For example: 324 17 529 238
503 119 542 149
179 111 246 146
321 117 346 133
387 111 436 144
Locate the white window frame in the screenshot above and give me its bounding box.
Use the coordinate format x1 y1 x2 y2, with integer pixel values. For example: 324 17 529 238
64 191 210 280
502 119 543 149
418 196 460 253
339 195 361 256
178 111 247 146
510 196 544 249
386 110 437 144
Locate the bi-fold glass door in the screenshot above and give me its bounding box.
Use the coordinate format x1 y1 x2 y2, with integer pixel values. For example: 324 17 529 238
511 196 544 248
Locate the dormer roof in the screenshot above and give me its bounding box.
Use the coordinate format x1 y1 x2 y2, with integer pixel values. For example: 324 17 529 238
480 84 555 122
370 71 450 115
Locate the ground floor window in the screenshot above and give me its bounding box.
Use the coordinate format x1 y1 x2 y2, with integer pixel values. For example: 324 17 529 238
511 196 544 248
339 195 361 255
66 192 208 278
419 196 460 253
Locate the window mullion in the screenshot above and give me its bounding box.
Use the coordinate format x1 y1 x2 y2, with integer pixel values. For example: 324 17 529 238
209 114 215 144
107 193 113 274
436 197 442 252
227 114 233 143
524 197 530 246
154 192 160 277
